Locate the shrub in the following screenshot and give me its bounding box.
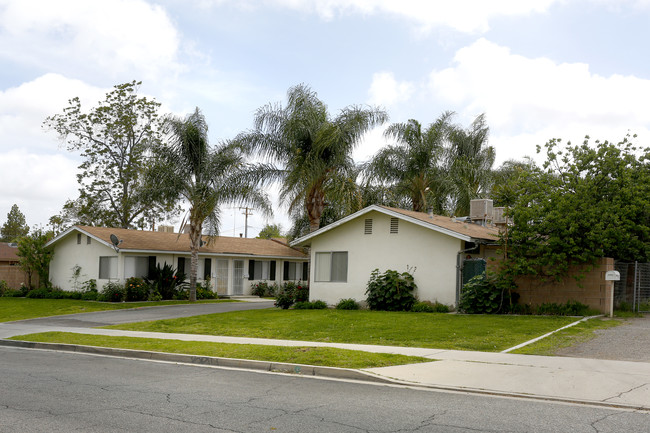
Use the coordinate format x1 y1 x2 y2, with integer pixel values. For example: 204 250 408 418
98 281 126 302
196 280 217 300
274 289 294 309
81 291 98 301
293 300 328 309
0 280 8 296
459 272 513 314
125 277 149 302
536 300 593 316
24 286 81 299
294 283 309 302
251 281 276 297
3 289 23 297
365 268 417 311
336 298 360 310
145 263 187 300
411 300 450 313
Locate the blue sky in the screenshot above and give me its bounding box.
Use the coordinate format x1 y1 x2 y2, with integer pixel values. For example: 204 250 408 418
2 0 649 236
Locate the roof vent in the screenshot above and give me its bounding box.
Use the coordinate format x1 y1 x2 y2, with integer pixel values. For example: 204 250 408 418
390 217 399 234
364 218 373 235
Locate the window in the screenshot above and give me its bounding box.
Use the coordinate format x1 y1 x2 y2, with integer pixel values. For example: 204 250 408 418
390 217 399 234
364 218 373 234
178 257 186 275
248 260 276 280
124 256 149 279
203 258 212 280
283 261 304 281
86 236 91 245
76 233 81 244
315 252 348 282
98 256 117 279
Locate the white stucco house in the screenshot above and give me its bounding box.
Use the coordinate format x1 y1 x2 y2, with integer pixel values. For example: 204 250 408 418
47 225 309 295
290 205 500 307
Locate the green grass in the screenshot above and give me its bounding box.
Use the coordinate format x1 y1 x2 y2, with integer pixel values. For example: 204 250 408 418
107 309 579 352
9 332 430 369
511 317 622 355
0 298 236 322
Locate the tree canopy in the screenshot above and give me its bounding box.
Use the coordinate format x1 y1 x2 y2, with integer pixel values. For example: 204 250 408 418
256 223 283 239
1 204 29 242
237 84 388 234
501 135 650 280
44 80 176 229
17 229 54 289
150 107 272 300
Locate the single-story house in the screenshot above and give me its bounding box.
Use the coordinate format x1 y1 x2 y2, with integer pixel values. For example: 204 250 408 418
47 226 309 295
290 205 501 307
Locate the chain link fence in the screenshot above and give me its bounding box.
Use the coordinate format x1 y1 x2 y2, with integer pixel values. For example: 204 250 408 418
614 261 650 312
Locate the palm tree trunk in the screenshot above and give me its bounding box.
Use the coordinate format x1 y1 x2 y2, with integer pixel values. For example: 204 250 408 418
306 187 325 232
188 216 202 302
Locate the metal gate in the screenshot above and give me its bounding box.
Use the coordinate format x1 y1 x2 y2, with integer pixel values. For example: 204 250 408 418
614 262 650 312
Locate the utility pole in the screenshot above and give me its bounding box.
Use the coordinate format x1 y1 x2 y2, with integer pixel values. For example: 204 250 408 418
239 207 253 238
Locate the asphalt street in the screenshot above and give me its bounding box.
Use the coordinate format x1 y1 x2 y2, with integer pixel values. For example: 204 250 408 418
1 346 649 433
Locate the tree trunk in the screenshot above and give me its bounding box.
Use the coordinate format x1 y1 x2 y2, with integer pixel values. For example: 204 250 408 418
306 186 325 233
188 215 202 302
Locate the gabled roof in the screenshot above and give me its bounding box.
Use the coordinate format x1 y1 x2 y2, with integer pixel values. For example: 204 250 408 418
291 205 500 246
0 242 19 262
48 226 308 259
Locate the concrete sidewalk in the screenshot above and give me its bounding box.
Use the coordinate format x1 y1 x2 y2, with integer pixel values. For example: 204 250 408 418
2 321 649 410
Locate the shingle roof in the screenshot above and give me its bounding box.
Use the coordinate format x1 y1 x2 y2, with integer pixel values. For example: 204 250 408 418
73 226 308 259
291 204 500 246
378 206 500 241
0 242 19 262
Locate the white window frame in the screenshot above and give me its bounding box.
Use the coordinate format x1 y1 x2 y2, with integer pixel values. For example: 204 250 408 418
315 251 348 282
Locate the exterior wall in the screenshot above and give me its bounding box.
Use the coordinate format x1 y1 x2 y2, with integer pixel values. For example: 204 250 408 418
0 264 36 289
308 210 462 306
513 257 614 315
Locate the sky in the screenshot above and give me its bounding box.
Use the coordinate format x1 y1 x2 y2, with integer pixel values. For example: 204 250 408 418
2 0 650 237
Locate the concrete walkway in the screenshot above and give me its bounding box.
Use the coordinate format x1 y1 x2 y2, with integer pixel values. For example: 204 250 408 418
1 304 649 410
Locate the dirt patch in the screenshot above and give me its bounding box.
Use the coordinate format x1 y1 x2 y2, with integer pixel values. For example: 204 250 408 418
555 315 650 362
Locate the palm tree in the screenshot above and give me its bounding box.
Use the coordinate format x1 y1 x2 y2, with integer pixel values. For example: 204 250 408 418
446 113 495 216
151 108 271 301
363 112 454 214
237 84 388 233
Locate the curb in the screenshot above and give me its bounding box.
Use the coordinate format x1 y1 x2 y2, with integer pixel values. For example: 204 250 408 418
0 339 392 384
2 339 648 412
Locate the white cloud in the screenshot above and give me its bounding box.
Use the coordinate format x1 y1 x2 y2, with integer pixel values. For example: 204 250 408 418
428 38 650 163
225 0 559 33
0 74 110 227
367 72 415 107
0 0 181 81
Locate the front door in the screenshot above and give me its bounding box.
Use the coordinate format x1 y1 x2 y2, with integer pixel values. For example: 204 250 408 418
233 260 244 295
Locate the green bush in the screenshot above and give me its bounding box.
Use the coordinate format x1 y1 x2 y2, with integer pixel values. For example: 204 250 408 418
293 300 328 310
365 268 417 311
196 280 217 300
0 280 8 296
336 298 360 310
459 273 512 314
274 289 294 309
125 277 149 302
81 291 98 301
145 263 187 300
98 281 126 302
251 281 277 297
536 300 593 316
4 289 24 297
25 287 80 299
411 300 450 313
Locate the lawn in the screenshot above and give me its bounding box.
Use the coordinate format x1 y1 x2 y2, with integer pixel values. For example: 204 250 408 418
107 309 579 352
0 298 236 322
511 317 621 355
9 332 430 369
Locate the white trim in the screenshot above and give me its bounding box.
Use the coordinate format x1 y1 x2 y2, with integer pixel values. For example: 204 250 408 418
291 205 479 246
46 226 113 249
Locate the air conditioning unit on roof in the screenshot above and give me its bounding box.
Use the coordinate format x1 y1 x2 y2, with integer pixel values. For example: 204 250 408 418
470 199 493 222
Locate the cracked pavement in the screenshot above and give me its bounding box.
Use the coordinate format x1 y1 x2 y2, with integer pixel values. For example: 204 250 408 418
2 347 650 432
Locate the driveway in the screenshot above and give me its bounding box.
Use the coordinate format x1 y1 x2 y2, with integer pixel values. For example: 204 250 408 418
0 301 273 338
555 315 650 362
